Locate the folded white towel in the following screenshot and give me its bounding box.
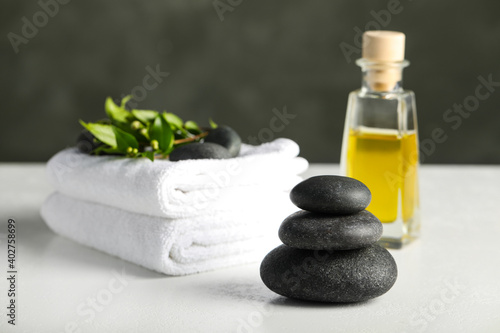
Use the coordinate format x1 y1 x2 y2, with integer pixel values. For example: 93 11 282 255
47 138 308 218
41 193 296 275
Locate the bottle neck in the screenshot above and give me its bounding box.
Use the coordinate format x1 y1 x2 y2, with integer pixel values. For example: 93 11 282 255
356 58 409 93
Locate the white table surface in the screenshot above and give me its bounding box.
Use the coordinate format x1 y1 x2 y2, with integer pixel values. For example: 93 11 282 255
0 163 499 333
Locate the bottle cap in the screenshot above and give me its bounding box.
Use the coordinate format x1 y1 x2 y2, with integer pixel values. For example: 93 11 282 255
360 31 407 91
362 31 405 62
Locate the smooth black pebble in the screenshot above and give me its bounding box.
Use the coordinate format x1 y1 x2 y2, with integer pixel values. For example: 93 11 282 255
169 142 232 161
260 244 397 303
204 126 242 157
290 175 371 215
279 210 382 250
76 130 102 154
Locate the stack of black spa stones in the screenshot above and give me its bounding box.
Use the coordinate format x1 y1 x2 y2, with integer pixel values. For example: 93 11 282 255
260 176 397 303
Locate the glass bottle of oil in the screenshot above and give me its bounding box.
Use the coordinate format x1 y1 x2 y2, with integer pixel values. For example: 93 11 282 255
340 31 420 248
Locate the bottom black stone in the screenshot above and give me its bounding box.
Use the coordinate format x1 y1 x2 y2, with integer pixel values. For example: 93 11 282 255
260 244 397 303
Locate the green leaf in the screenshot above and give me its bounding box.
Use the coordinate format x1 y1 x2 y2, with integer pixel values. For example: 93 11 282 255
112 126 139 153
149 115 174 153
120 95 132 108
132 109 159 124
163 112 183 130
96 118 111 125
80 120 117 147
110 120 149 144
209 118 218 129
175 126 190 138
184 120 202 134
94 146 121 155
105 97 130 123
140 151 155 162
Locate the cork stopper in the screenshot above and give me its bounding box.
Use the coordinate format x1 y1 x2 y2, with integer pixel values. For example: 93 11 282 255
361 31 406 91
362 31 405 61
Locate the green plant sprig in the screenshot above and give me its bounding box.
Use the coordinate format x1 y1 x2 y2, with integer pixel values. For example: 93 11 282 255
79 96 217 161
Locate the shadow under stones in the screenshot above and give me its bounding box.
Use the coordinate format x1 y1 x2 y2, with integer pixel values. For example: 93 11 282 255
268 296 374 308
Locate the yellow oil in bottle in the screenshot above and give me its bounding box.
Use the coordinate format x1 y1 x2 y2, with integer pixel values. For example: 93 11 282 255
346 127 418 223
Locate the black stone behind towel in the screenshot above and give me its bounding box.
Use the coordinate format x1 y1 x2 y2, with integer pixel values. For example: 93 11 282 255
204 126 242 157
169 142 232 161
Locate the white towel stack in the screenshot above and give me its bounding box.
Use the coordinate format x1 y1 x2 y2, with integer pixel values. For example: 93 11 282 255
41 138 308 275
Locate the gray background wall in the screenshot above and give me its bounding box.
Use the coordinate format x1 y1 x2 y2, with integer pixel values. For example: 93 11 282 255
1 0 500 163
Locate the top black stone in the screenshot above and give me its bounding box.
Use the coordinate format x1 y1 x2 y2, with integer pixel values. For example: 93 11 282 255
290 175 371 215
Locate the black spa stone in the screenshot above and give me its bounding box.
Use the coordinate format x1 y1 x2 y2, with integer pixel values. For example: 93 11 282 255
169 142 232 161
290 176 371 215
204 126 242 157
260 244 397 303
76 130 102 154
278 210 382 250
